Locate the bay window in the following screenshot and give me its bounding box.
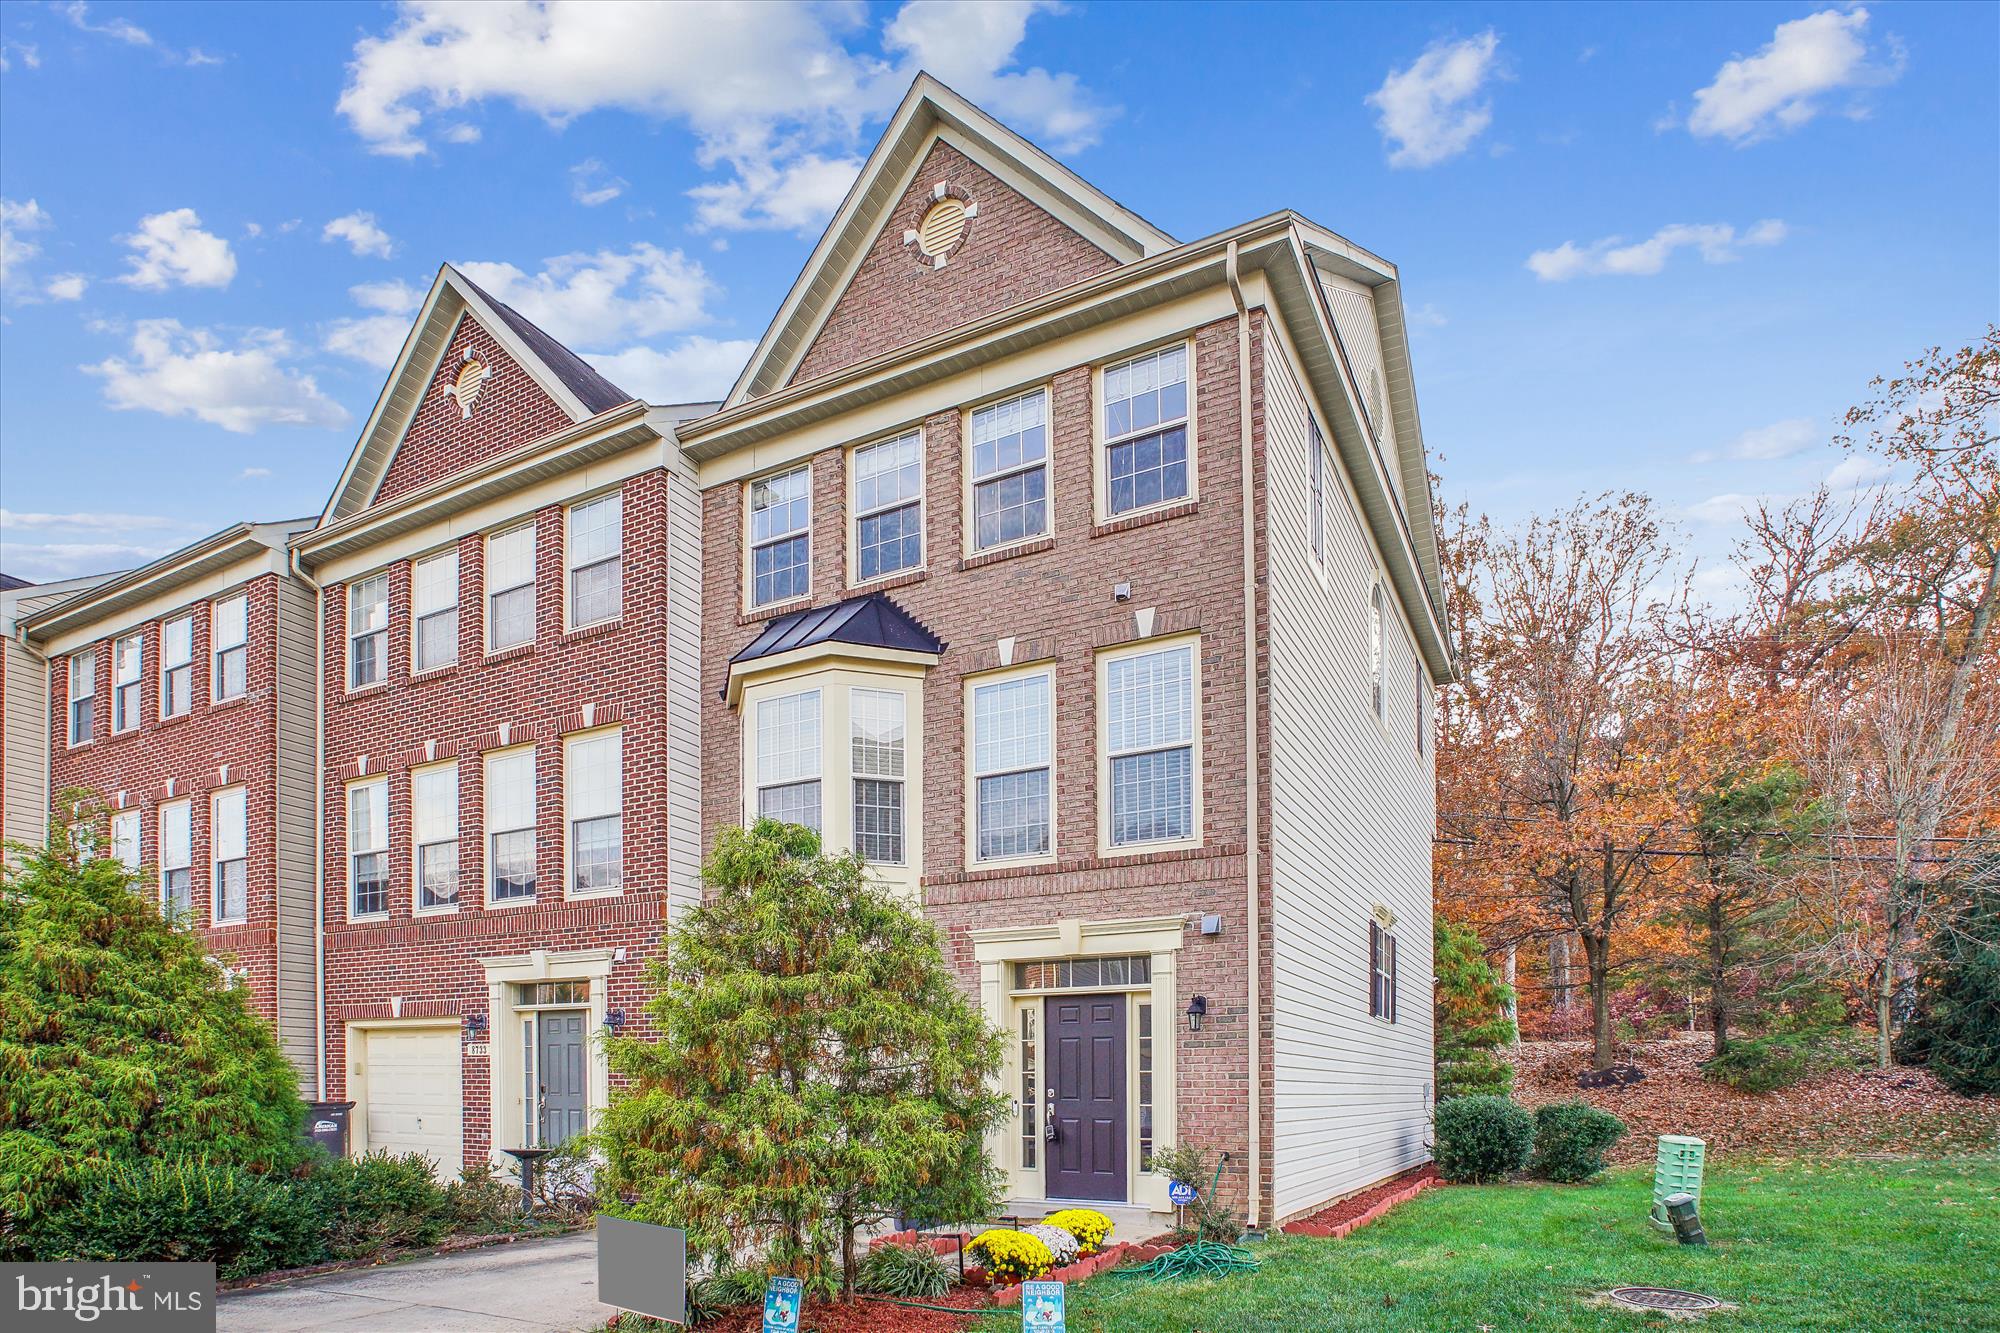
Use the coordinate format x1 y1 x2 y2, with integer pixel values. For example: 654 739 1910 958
755 690 821 830
850 688 905 863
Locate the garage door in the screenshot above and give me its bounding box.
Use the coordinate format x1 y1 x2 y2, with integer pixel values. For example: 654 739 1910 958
358 1026 463 1180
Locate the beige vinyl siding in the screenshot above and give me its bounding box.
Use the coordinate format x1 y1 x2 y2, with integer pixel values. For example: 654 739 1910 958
1264 332 1437 1221
1 589 70 860
1314 270 1400 509
665 470 704 917
272 575 320 1087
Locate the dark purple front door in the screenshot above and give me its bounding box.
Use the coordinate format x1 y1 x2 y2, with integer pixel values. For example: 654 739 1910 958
1045 994 1127 1201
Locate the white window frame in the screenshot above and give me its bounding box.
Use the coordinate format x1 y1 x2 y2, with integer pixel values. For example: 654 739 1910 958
565 491 623 630
1369 584 1386 721
485 522 537 653
967 665 1055 866
747 466 812 608
850 430 924 584
1309 417 1329 565
109 808 141 871
160 614 194 718
347 574 389 691
347 776 390 920
966 387 1051 553
67 649 95 746
849 687 905 864
1097 636 1203 856
485 745 537 906
754 689 822 832
564 727 623 897
1370 919 1399 1022
1098 341 1195 521
112 632 143 733
412 761 461 914
1418 676 1431 758
410 550 460 673
212 593 249 702
159 799 192 922
211 785 248 925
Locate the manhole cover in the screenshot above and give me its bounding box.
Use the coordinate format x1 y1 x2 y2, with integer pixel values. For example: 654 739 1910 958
1608 1287 1722 1312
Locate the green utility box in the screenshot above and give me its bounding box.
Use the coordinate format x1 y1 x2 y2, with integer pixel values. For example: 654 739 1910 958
1650 1135 1706 1231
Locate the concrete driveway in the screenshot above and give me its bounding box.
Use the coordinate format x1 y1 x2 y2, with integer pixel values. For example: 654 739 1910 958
218 1230 615 1332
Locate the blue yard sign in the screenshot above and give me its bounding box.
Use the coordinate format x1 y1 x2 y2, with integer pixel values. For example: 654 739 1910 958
1021 1279 1066 1332
762 1276 803 1332
1168 1179 1198 1207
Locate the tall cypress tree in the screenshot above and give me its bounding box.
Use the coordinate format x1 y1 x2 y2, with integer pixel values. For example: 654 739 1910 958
1433 917 1517 1100
601 819 1006 1301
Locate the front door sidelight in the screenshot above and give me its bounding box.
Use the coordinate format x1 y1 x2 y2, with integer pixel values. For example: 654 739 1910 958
1044 994 1127 1201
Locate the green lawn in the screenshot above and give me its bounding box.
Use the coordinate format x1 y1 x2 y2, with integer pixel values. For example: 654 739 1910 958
979 1158 2000 1332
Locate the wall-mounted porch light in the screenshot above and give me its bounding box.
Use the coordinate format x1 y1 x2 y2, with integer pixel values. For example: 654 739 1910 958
1187 995 1208 1033
604 1009 627 1034
463 1012 488 1040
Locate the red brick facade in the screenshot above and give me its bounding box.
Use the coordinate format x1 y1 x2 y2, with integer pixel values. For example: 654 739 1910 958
790 139 1120 386
44 574 295 1043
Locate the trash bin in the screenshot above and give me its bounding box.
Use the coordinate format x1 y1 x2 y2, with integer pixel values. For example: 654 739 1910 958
304 1101 354 1158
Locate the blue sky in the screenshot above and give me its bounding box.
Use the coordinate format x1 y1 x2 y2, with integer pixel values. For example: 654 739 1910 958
2 1 1994 596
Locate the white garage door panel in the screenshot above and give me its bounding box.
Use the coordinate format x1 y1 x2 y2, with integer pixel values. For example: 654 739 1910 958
361 1027 462 1179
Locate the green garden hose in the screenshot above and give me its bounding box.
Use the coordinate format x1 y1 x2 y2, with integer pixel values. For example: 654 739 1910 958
1111 1241 1261 1282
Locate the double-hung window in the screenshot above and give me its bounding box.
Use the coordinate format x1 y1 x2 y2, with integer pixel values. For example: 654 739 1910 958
348 575 388 689
971 671 1052 861
1103 344 1190 516
347 778 388 917
853 432 923 581
1104 642 1197 847
1309 417 1328 562
566 729 623 894
112 633 142 732
969 389 1048 551
67 650 95 745
850 688 905 863
486 524 535 651
411 551 458 672
211 786 247 923
755 690 821 830
413 763 459 911
110 809 141 871
159 800 192 921
161 615 193 717
485 747 536 903
1369 586 1385 719
566 492 622 628
749 468 810 606
1369 920 1399 1021
212 594 248 700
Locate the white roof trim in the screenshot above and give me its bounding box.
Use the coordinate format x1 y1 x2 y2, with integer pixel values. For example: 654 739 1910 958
724 72 1176 408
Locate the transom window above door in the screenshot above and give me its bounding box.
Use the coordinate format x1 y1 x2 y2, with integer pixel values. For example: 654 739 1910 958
749 467 811 606
1103 344 1190 516
852 431 923 581
520 979 589 1007
1015 955 1151 990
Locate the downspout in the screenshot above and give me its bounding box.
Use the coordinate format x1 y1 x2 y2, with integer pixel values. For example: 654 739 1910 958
1225 240 1263 1232
291 549 328 1101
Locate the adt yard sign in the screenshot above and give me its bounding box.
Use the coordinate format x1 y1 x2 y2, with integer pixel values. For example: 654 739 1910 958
595 1214 686 1325
1021 1280 1066 1331
762 1276 803 1332
1168 1179 1198 1207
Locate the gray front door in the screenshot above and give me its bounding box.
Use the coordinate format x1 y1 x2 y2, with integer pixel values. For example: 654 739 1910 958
536 1010 588 1146
1045 994 1127 1201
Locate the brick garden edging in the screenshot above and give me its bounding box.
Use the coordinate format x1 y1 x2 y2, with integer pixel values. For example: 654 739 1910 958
1280 1169 1441 1239
991 1243 1133 1306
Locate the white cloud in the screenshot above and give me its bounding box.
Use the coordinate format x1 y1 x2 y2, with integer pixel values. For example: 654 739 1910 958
569 159 628 208
116 208 236 290
1527 218 1786 280
0 508 205 579
45 273 87 301
1729 417 1817 461
350 278 424 314
0 541 176 581
1408 302 1448 329
585 336 755 404
441 123 482 144
1 40 41 72
1688 492 1763 526
1684 7 1903 145
457 244 714 347
60 1 154 48
323 210 395 258
1826 455 1891 490
0 509 197 533
324 279 426 368
240 466 273 479
0 197 52 288
1366 31 1503 168
336 1 1107 233
83 319 349 433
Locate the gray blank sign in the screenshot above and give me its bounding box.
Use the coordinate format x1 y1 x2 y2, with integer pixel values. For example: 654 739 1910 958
597 1214 687 1324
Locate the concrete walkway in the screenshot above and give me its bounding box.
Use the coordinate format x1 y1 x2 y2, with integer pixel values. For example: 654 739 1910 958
218 1230 615 1333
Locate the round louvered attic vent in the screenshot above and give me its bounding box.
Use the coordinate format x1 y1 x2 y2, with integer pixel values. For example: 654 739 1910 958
918 197 968 257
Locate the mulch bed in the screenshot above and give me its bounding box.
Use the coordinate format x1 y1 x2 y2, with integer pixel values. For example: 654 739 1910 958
1513 1037 2000 1165
681 1284 998 1332
1280 1164 1440 1238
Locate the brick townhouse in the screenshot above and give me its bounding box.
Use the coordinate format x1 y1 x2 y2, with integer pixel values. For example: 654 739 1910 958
683 76 1452 1231
11 74 1452 1229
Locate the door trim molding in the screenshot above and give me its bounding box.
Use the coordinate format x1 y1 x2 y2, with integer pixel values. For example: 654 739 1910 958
479 948 616 1169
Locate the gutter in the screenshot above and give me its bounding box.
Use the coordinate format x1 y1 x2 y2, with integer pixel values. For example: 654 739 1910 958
1225 239 1263 1233
291 549 329 1101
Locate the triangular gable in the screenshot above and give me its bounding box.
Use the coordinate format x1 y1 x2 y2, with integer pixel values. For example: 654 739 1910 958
319 266 633 523
726 72 1177 406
